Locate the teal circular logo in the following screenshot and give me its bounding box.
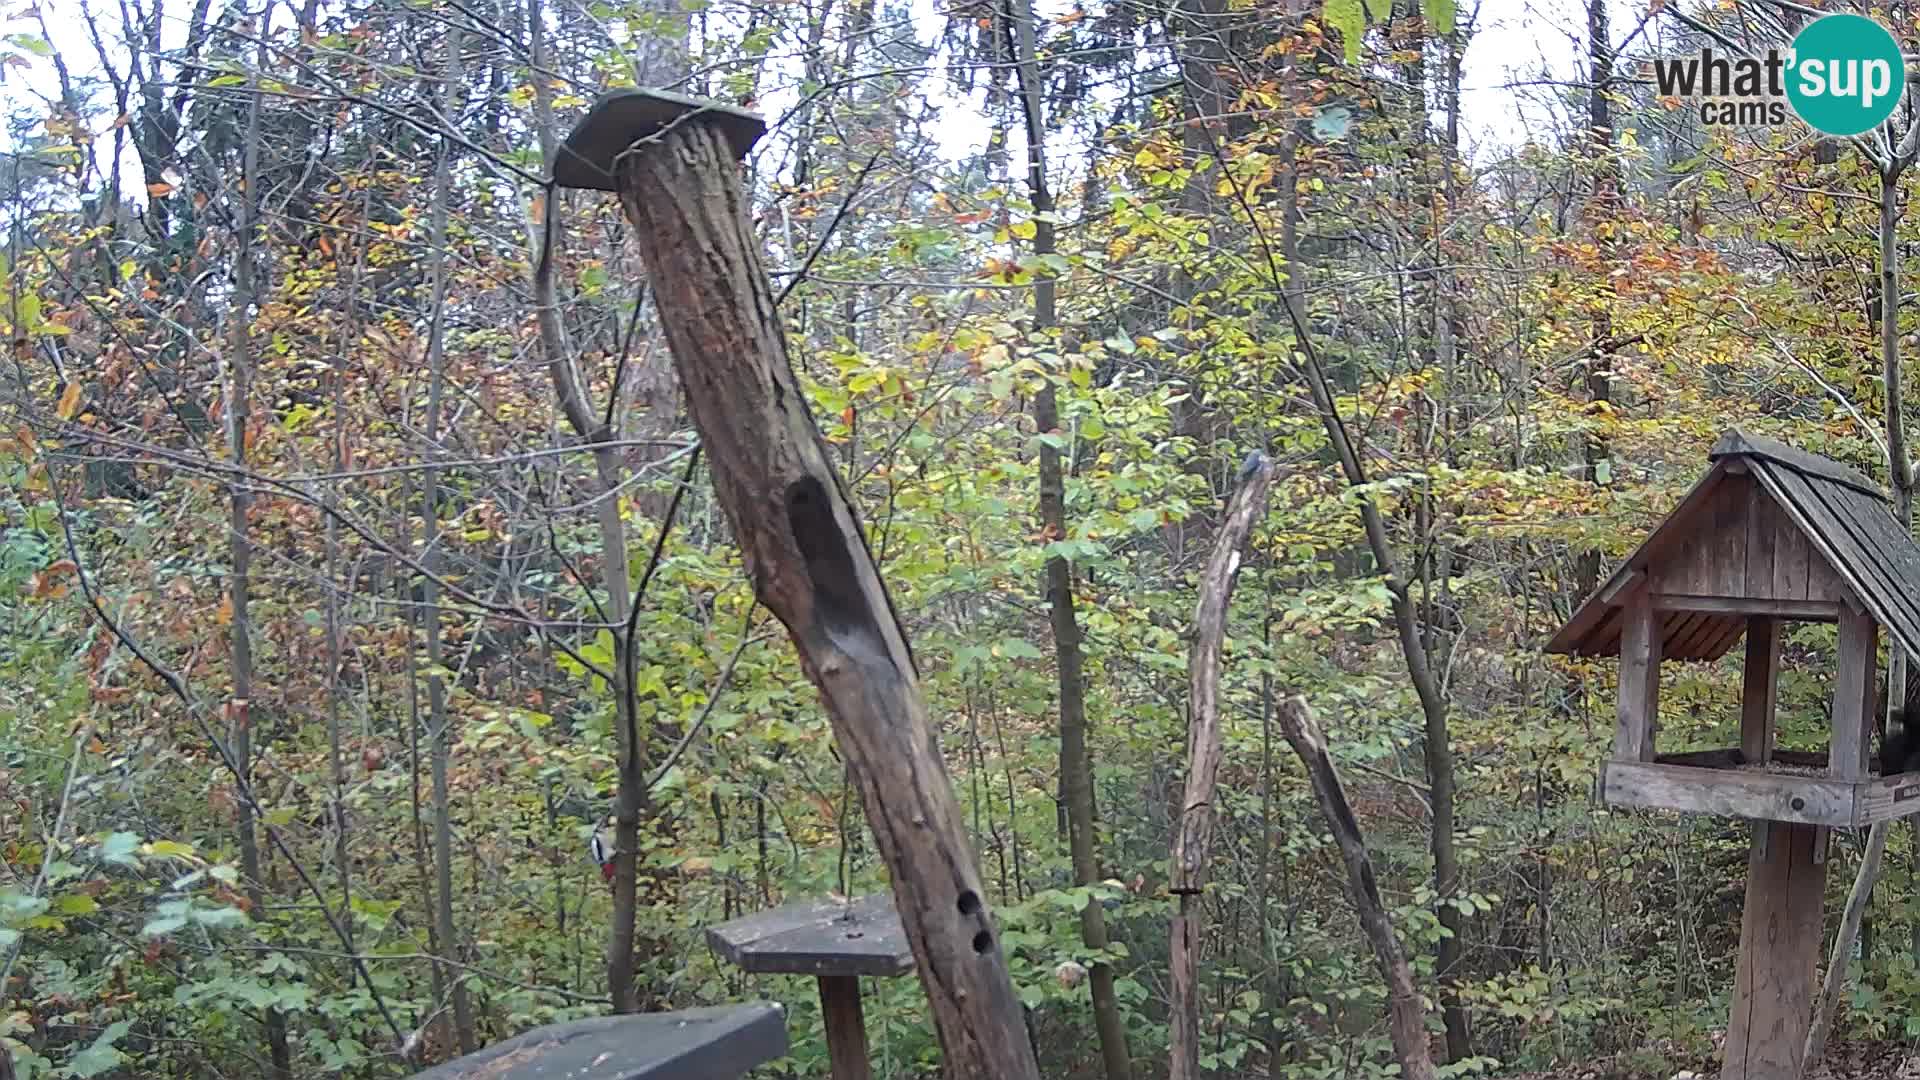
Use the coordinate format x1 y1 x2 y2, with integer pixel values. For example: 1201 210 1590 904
1787 14 1906 136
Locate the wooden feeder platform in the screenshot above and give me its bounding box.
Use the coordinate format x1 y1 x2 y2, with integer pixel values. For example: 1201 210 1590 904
707 894 912 1080
1605 748 1920 827
405 1003 786 1079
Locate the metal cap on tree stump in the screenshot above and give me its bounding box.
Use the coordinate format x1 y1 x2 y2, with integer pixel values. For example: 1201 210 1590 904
552 88 767 191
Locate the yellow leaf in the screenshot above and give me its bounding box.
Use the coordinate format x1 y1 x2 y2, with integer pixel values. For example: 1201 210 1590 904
55 379 80 420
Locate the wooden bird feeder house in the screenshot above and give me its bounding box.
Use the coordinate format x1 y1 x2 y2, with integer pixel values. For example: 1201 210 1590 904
1547 428 1920 1079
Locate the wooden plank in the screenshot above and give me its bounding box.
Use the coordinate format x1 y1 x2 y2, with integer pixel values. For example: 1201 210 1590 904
1661 611 1701 660
1855 771 1920 822
1600 761 1857 826
1652 594 1841 621
1723 821 1827 1080
1653 748 1745 768
1546 464 1734 656
406 1005 789 1080
1615 588 1661 763
1743 618 1780 767
1832 606 1878 780
1747 484 1778 599
1767 466 1920 652
1711 477 1751 596
706 894 913 978
818 976 874 1080
1679 614 1733 659
1777 507 1811 602
1825 484 1920 665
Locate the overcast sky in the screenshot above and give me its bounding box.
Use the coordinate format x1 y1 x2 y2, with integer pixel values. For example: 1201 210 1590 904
3 0 1645 189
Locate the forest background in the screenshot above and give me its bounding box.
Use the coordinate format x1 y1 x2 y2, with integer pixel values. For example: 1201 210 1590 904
3 0 1917 1075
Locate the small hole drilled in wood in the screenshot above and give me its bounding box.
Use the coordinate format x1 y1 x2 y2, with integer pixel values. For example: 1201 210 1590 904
971 930 992 954
957 890 981 916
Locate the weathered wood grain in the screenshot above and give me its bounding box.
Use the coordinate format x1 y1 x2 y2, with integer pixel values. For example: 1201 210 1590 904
1168 454 1272 1080
1831 606 1877 780
1600 762 1856 826
1724 821 1825 1080
613 117 1039 1080
1276 696 1435 1080
405 1005 787 1080
1614 587 1659 763
1742 618 1779 767
818 977 872 1080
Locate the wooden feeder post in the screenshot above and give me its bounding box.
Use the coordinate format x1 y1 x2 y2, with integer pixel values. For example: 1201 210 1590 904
552 90 1042 1080
1547 430 1920 1080
708 894 915 1080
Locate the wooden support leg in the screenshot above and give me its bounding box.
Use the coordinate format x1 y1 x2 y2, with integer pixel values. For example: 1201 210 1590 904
1724 821 1827 1080
817 976 872 1080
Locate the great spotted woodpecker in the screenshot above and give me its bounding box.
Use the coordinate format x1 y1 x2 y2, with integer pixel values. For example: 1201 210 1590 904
590 821 615 883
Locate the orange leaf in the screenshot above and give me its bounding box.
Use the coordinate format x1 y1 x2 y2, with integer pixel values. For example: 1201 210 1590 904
146 181 174 197
55 380 80 420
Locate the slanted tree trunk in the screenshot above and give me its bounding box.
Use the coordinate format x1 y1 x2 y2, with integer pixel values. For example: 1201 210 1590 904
225 16 291 1077
608 109 1042 1080
1276 695 1435 1080
420 25 477 1055
1170 455 1274 1080
1005 0 1132 1074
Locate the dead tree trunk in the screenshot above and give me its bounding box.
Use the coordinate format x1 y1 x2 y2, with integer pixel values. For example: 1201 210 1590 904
1275 695 1436 1080
581 95 1042 1080
1170 453 1274 1080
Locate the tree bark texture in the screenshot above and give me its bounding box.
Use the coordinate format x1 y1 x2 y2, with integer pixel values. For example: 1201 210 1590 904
225 19 291 1076
1275 695 1436 1080
1170 455 1274 1080
612 119 1041 1080
1006 0 1133 1072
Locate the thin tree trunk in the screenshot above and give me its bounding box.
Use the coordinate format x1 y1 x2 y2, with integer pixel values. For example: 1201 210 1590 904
1578 0 1616 602
1275 696 1436 1080
1812 162 1914 1055
226 14 290 1076
1170 456 1274 1080
1269 183 1467 1060
525 0 651 1010
1005 1 1132 1075
421 25 476 1054
1807 819 1886 1063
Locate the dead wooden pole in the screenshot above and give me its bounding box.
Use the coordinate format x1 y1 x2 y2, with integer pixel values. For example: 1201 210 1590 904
555 90 1042 1080
1169 451 1273 1080
1275 695 1436 1080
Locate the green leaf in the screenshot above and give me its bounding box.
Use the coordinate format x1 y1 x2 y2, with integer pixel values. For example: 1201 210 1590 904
993 638 1044 661
97 831 141 866
67 1020 130 1078
51 894 98 915
1423 0 1454 34
1324 0 1363 64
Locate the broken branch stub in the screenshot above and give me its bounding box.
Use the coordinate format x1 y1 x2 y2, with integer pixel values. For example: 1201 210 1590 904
603 104 1040 1080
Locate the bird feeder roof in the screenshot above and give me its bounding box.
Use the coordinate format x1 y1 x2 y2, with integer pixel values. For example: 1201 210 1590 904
1547 428 1920 665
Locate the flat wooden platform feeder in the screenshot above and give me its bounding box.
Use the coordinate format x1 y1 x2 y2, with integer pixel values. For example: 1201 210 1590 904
1604 748 1920 827
707 895 911 1080
1547 429 1920 1079
405 1003 786 1079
